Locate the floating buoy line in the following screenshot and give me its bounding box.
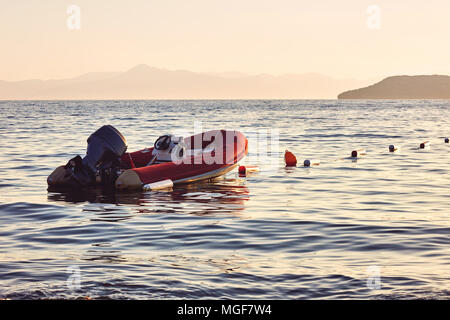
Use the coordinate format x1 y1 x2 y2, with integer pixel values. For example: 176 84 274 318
280 138 449 168
236 138 449 176
143 137 449 185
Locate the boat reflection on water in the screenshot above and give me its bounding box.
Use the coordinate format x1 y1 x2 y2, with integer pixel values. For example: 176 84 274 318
47 185 141 205
47 176 250 218
47 177 251 272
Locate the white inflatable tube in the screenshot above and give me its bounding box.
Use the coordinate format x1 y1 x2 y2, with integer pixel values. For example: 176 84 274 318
143 179 173 191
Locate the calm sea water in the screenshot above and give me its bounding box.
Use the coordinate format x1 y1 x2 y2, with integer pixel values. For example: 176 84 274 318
0 100 449 299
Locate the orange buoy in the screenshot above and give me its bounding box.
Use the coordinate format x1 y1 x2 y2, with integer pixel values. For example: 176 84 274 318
284 150 297 167
238 165 260 176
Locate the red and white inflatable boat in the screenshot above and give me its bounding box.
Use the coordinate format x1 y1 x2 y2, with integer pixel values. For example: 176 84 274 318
47 126 248 191
116 130 248 190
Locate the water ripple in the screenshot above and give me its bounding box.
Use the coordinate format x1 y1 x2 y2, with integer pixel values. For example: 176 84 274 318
0 100 449 299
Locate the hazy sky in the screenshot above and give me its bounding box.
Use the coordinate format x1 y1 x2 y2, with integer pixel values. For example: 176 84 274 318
0 0 449 81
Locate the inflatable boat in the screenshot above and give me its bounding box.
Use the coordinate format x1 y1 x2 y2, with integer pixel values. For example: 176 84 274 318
47 125 248 191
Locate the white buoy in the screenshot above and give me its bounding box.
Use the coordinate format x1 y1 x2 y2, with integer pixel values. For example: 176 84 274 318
303 159 320 167
142 179 173 191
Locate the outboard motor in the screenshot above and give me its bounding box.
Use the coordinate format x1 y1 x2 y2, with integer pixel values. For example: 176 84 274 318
47 125 127 187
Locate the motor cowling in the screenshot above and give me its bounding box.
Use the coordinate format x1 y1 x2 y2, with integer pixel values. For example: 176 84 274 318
83 125 127 174
47 125 127 187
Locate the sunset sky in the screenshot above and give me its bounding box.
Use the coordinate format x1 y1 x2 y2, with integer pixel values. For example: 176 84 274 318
0 0 449 81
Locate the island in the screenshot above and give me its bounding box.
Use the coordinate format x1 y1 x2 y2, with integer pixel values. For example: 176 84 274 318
338 75 450 99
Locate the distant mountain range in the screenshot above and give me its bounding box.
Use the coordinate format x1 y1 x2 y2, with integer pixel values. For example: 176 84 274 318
338 75 450 99
0 64 370 100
